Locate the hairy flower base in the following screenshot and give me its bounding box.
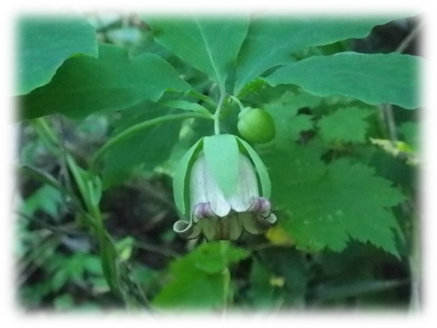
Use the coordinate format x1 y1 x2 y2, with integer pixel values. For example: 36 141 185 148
173 197 277 240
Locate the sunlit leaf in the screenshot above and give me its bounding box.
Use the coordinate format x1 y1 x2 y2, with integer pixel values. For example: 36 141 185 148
317 106 373 143
262 146 405 257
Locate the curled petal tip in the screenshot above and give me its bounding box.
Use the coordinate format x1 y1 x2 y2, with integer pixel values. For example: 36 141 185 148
173 220 201 239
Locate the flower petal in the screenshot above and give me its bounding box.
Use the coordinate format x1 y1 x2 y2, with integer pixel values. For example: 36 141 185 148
227 154 259 212
190 154 231 217
173 219 201 239
198 215 243 241
240 212 277 235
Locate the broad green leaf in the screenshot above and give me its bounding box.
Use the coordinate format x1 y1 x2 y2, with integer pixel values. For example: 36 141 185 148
19 44 191 120
143 15 249 90
317 106 373 143
173 138 204 216
236 136 271 198
152 257 225 309
17 15 98 95
265 52 422 109
102 103 183 189
262 146 405 257
189 242 249 274
152 242 248 309
203 134 240 197
234 16 397 94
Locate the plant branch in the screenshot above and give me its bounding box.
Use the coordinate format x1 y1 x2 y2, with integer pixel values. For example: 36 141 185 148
380 103 398 144
213 89 227 135
396 21 422 54
380 21 422 145
134 240 181 259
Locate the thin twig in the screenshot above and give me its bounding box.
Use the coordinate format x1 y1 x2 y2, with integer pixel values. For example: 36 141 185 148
16 210 80 235
379 21 422 145
380 103 398 144
396 21 422 54
133 240 181 259
394 21 422 311
57 115 73 195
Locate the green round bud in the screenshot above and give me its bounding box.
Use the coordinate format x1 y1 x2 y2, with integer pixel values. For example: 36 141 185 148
238 107 276 144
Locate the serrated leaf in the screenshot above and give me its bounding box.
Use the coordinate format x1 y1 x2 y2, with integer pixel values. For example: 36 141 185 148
143 15 249 91
173 138 204 216
262 147 405 257
234 16 398 94
203 134 240 197
265 52 422 109
236 136 271 198
19 44 191 120
317 107 372 143
264 90 320 146
17 15 98 95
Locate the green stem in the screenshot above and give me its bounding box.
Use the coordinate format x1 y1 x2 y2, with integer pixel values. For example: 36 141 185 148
219 240 231 311
30 118 125 300
229 95 246 112
187 90 216 107
213 90 227 135
32 118 60 155
91 112 211 169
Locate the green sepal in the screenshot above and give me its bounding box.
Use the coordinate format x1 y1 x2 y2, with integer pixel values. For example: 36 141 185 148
236 136 272 198
173 138 204 216
203 134 240 198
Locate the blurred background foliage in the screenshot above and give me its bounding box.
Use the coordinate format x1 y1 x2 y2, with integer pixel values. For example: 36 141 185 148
15 12 420 312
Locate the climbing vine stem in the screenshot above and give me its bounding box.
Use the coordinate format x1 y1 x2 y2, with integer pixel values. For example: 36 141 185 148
91 112 211 170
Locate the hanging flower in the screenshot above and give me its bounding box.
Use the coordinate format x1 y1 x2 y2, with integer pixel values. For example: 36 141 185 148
173 134 277 241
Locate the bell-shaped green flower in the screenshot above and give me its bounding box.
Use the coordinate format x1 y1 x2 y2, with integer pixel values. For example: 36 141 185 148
173 135 277 240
